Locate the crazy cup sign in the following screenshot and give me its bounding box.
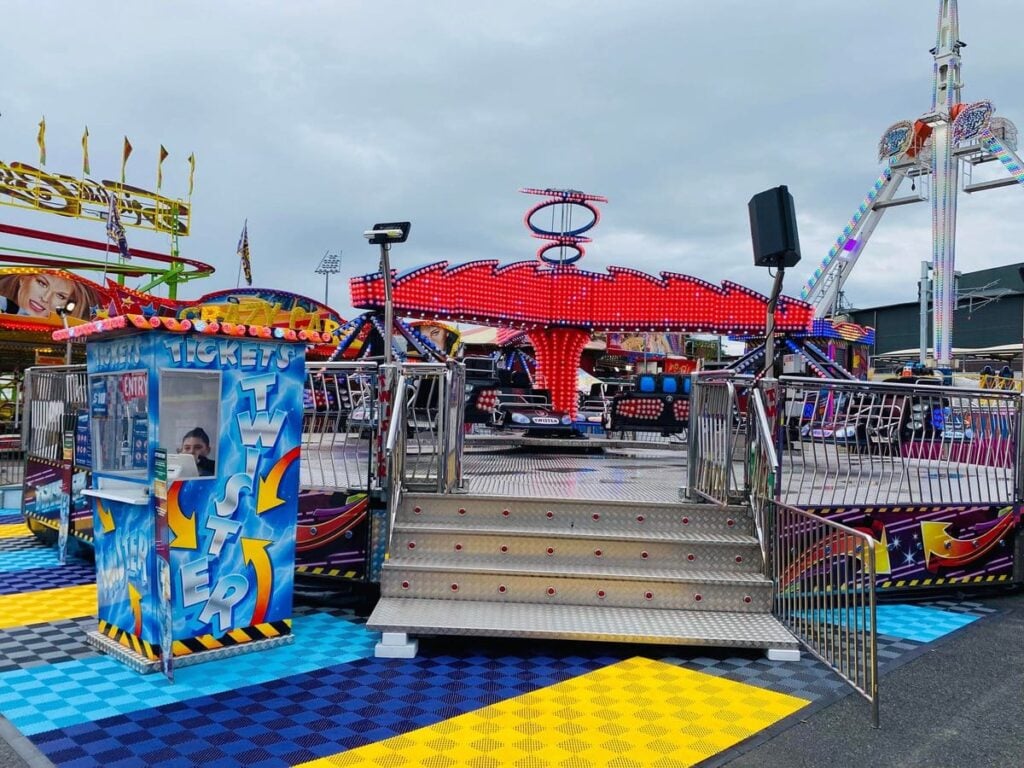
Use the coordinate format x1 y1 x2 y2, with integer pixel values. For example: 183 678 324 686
179 289 343 335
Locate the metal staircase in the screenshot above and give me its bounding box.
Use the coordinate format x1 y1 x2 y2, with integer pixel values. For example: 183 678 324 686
366 492 798 656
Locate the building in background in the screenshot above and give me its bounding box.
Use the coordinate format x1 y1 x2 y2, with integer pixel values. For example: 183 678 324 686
850 262 1024 373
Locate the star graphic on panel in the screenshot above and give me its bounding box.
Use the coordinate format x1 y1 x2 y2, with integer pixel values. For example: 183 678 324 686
903 550 916 566
141 303 158 318
95 307 110 319
89 305 101 318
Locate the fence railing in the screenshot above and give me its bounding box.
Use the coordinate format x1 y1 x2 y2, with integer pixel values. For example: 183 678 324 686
688 373 735 504
399 362 464 492
689 371 752 504
770 500 879 727
746 383 879 727
23 366 89 464
300 361 381 493
779 376 1020 506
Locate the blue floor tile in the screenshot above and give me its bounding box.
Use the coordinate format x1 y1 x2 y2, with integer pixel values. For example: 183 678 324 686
0 612 377 735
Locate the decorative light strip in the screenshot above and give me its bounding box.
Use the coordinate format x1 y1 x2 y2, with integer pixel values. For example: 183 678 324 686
800 167 893 300
351 260 813 334
52 313 326 343
784 339 829 379
520 187 608 266
980 130 1024 187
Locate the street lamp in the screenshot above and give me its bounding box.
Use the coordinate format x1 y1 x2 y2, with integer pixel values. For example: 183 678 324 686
363 222 411 365
56 301 77 365
314 251 342 306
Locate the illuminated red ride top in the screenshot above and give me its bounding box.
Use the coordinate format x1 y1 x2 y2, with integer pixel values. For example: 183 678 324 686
350 189 814 417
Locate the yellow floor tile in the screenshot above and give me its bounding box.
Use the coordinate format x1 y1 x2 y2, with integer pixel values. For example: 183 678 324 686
297 657 808 768
0 522 31 539
0 583 97 629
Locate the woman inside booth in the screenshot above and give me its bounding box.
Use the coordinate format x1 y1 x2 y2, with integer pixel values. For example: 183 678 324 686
180 427 216 477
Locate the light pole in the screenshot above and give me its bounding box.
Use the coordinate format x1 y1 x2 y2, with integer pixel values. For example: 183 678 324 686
314 251 342 306
363 223 411 364
56 301 77 365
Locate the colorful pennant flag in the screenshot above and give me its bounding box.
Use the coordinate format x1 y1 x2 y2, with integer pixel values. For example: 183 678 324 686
37 117 46 165
106 196 132 261
120 136 133 184
157 145 169 190
187 153 196 197
82 126 90 175
237 220 252 286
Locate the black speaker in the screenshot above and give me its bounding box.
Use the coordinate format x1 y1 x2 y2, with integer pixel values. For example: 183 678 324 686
748 185 801 268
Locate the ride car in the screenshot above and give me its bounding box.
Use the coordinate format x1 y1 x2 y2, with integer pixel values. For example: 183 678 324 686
495 390 574 435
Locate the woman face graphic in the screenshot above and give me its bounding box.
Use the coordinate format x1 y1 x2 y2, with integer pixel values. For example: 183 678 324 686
17 273 76 317
425 325 446 345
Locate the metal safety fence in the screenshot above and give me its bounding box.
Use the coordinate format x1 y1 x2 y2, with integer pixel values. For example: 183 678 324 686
301 361 381 493
780 376 1020 506
688 372 735 504
688 371 752 505
23 366 89 464
745 383 879 727
398 362 465 492
769 499 879 727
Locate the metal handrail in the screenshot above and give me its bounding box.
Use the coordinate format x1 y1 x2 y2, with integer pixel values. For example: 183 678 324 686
384 372 410 545
781 373 1022 401
779 375 1019 506
385 374 409 456
688 373 737 505
745 380 879 726
750 387 779 469
770 500 879 728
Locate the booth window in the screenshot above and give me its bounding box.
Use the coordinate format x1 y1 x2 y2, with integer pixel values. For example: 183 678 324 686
88 370 150 477
158 370 221 479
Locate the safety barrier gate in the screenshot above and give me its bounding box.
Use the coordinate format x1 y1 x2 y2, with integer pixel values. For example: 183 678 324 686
747 384 879 727
690 372 879 723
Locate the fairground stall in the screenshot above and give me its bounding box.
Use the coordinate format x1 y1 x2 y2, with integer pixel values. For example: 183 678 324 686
54 313 329 676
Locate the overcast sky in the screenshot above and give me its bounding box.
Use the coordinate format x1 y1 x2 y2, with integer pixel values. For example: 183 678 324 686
3 0 1023 322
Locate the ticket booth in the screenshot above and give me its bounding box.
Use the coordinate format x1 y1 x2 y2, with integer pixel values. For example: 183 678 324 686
71 316 310 676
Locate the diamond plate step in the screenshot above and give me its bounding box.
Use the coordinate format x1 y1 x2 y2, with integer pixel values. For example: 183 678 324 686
367 598 798 650
391 523 763 572
379 566 771 612
401 493 752 535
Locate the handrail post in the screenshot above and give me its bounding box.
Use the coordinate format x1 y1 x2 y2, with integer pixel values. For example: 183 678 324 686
687 376 702 501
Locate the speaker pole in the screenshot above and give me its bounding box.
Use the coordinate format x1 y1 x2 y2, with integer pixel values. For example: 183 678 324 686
764 266 786 379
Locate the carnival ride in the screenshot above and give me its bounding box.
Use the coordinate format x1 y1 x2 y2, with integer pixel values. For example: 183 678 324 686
350 188 814 419
800 0 1024 370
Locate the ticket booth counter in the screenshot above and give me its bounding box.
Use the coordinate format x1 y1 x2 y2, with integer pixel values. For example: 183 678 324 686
57 314 318 675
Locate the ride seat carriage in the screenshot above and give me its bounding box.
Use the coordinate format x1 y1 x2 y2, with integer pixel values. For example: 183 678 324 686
607 373 692 435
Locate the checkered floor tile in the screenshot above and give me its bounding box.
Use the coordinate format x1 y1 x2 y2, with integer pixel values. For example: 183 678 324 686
0 498 1003 768
0 547 63 572
0 583 96 630
0 535 49 554
804 604 981 644
0 522 31 539
1 612 378 736
31 647 614 767
0 617 98 673
297 658 807 768
874 604 980 642
0 562 96 596
663 647 852 702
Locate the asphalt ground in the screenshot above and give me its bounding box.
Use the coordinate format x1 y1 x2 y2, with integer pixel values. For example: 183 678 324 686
718 587 1024 768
